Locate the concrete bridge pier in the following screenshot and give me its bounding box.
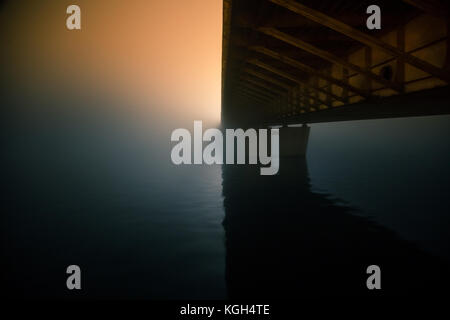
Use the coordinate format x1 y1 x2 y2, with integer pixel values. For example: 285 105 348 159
279 124 310 157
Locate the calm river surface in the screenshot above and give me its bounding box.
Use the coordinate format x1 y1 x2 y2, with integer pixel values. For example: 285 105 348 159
3 111 450 298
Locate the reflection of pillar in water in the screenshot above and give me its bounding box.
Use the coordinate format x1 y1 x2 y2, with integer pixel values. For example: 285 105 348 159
221 157 450 298
279 125 310 157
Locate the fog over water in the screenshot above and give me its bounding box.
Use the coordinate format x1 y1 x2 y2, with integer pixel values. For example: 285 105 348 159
308 115 450 260
3 89 450 297
2 0 450 298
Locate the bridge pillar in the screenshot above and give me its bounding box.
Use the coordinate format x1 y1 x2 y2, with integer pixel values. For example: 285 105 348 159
279 124 310 157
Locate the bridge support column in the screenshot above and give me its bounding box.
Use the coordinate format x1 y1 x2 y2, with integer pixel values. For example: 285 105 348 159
279 124 310 157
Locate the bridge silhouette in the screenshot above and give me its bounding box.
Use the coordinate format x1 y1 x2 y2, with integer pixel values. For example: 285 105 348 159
222 0 450 134
220 0 450 297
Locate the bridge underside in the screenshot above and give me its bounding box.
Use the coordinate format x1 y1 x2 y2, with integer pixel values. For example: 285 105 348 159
222 0 450 127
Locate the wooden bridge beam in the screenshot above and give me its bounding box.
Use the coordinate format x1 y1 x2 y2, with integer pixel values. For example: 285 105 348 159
235 92 269 105
238 83 279 100
258 27 403 92
244 67 331 109
235 87 272 103
248 58 346 102
240 75 288 95
244 68 293 90
249 45 370 98
269 0 450 83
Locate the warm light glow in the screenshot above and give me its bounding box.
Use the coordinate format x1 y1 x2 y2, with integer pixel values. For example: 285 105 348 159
0 0 223 125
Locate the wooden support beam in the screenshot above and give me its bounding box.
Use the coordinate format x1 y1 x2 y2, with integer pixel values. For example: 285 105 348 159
240 82 282 99
235 93 270 106
342 66 349 103
256 83 291 115
291 87 296 113
245 65 330 109
293 86 300 113
325 68 333 106
235 88 272 103
447 21 450 69
240 75 288 95
238 82 279 100
311 76 322 108
364 47 372 95
248 58 346 102
236 84 274 101
236 92 268 105
245 68 300 113
249 59 301 83
249 46 370 98
258 27 403 91
244 68 293 90
236 88 270 102
396 26 406 92
269 0 450 83
302 87 328 109
286 90 292 115
268 85 450 125
280 94 287 117
289 89 295 114
275 96 282 115
248 60 330 107
301 85 311 111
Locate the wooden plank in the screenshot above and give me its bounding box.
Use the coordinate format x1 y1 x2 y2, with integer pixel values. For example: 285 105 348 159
342 66 349 103
301 84 310 110
236 92 268 104
235 88 272 103
295 83 330 109
245 65 330 108
240 75 288 95
236 88 270 101
241 76 308 113
240 82 280 100
293 86 301 112
447 20 450 69
244 68 293 90
259 27 403 91
241 79 280 94
396 26 406 92
265 85 450 125
311 76 323 108
364 47 372 95
249 46 370 98
269 0 450 83
239 82 279 99
325 68 333 106
248 58 346 102
240 82 281 99
235 93 270 106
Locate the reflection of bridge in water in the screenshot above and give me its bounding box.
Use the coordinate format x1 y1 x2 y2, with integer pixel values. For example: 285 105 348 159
222 158 450 297
221 0 450 296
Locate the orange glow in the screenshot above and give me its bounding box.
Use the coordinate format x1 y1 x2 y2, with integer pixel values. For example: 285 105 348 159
0 0 222 125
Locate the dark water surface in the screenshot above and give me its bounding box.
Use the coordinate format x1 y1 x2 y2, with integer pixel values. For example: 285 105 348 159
3 111 450 298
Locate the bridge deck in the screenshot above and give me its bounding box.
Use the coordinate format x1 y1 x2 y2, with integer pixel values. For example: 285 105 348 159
221 0 450 127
